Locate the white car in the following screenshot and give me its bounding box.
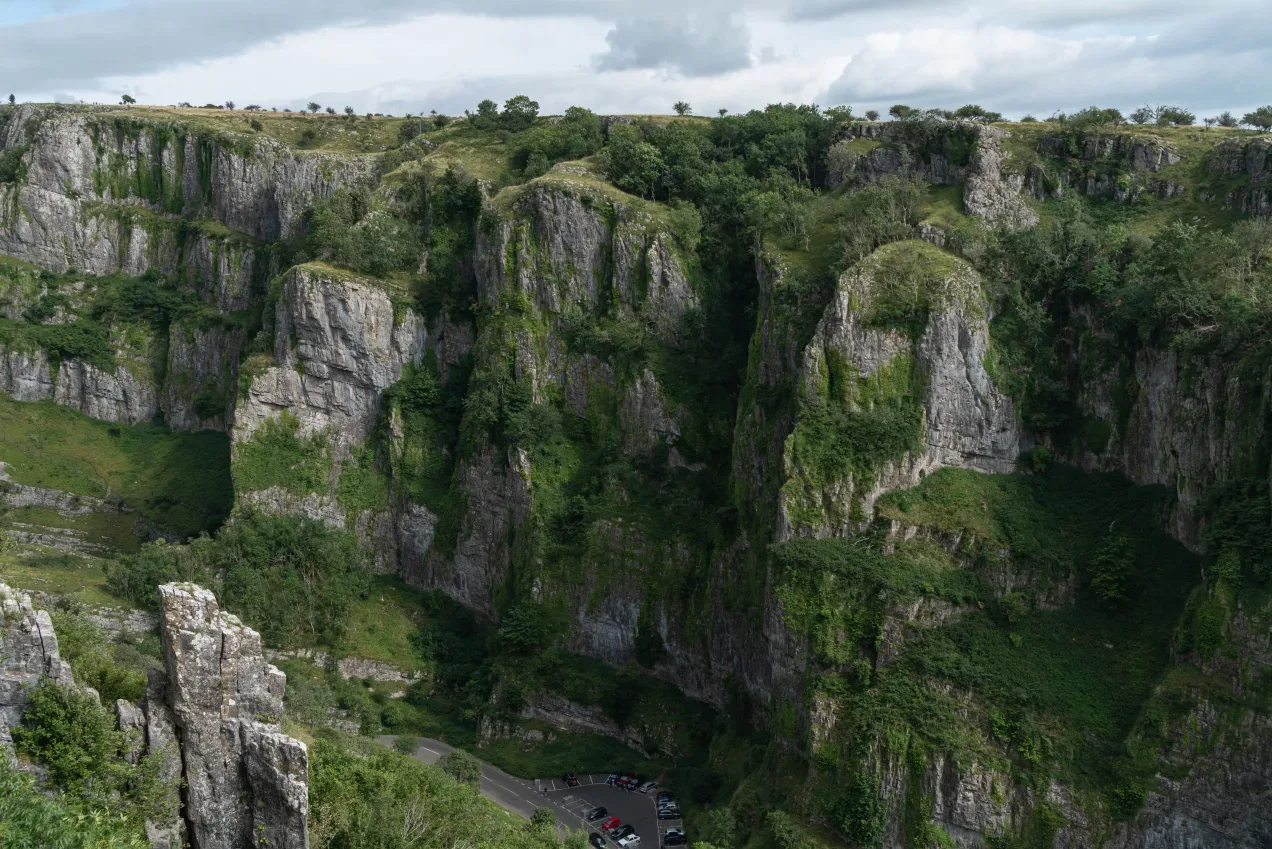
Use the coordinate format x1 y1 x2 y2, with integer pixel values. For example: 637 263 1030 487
618 835 642 848
639 780 658 794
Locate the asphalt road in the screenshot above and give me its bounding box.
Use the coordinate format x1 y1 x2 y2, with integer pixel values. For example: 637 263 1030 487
376 738 683 847
375 735 582 839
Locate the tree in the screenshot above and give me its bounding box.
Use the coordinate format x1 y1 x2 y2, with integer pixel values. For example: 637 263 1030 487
889 104 914 120
953 103 1003 123
673 101 692 116
1204 117 1217 129
466 98 499 129
307 102 321 114
437 749 483 788
1217 110 1239 128
244 104 262 112
531 808 556 829
344 105 355 116
6 94 13 105
1243 106 1272 131
500 95 539 132
1091 534 1135 603
1156 105 1195 126
718 108 728 117
392 735 418 755
325 106 336 115
120 94 135 105
865 109 879 121
1130 104 1156 124
600 124 665 198
1019 114 1038 122
224 100 234 110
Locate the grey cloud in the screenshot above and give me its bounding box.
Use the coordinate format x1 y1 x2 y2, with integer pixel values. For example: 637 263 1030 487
0 0 605 92
593 11 753 76
786 0 939 23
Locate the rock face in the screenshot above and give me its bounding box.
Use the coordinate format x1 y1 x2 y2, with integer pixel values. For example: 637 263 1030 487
0 105 370 273
234 264 425 449
781 240 1024 537
156 583 308 849
0 582 77 761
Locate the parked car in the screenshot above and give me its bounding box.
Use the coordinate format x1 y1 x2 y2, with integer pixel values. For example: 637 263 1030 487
563 773 580 787
639 780 658 794
656 791 676 804
656 799 678 810
590 834 606 849
600 817 621 832
606 773 619 785
612 825 636 840
657 807 681 820
586 806 608 822
618 835 642 848
663 828 687 846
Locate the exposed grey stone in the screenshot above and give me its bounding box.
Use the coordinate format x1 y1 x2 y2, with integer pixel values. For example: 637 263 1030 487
235 265 425 450
0 583 79 757
156 582 308 849
53 358 158 424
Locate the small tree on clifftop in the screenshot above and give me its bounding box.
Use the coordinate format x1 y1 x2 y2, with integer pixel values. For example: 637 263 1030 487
1243 107 1272 131
888 104 914 120
307 102 321 114
120 94 135 105
6 94 13 105
674 101 692 116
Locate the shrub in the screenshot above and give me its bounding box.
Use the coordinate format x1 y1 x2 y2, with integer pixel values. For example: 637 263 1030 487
1090 535 1134 603
1155 105 1195 127
13 683 125 795
393 735 419 755
437 749 483 788
500 95 539 133
1243 106 1272 131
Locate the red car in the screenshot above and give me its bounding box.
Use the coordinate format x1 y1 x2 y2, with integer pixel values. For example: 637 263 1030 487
600 817 622 833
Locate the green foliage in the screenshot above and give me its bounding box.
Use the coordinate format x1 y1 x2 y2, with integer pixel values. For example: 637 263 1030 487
500 95 540 133
830 773 886 847
108 510 368 648
437 748 484 788
497 603 553 654
0 756 148 849
51 609 153 703
393 734 418 755
784 352 925 527
1203 478 1272 583
233 411 331 496
601 124 666 199
0 144 28 183
13 683 126 794
11 682 174 834
511 106 603 178
304 187 421 277
309 737 562 849
336 445 391 514
1089 535 1134 603
1243 106 1272 131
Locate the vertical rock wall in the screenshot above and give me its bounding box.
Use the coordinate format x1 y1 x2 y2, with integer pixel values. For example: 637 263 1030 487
157 582 308 849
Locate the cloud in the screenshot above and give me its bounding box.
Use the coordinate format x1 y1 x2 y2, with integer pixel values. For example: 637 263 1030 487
593 10 753 76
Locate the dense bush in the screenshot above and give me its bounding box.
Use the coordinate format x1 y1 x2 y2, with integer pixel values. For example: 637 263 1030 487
108 510 368 648
511 106 604 178
51 610 153 703
305 187 420 276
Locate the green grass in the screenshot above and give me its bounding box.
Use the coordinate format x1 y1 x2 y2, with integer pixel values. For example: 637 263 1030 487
0 396 232 539
421 120 519 184
89 104 403 155
920 184 969 229
340 575 432 671
0 546 126 608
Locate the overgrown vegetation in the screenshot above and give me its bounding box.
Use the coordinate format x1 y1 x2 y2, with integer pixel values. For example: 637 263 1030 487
106 509 368 648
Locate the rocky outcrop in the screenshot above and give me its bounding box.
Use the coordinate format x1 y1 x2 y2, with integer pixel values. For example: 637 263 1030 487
161 321 244 432
829 121 1037 228
0 583 79 761
234 264 425 448
54 358 159 424
0 105 370 275
475 175 697 330
781 240 1024 538
156 582 308 849
0 347 54 401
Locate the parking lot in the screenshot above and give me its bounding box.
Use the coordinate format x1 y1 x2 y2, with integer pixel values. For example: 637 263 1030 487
538 773 684 847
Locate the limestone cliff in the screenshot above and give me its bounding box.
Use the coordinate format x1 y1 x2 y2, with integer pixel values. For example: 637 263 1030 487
0 582 78 762
780 239 1024 538
156 582 309 849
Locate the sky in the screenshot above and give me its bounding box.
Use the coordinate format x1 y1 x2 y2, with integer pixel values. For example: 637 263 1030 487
1 0 1268 119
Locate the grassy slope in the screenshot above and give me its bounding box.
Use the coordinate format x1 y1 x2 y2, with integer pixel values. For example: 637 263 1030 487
871 466 1200 790
0 396 232 539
